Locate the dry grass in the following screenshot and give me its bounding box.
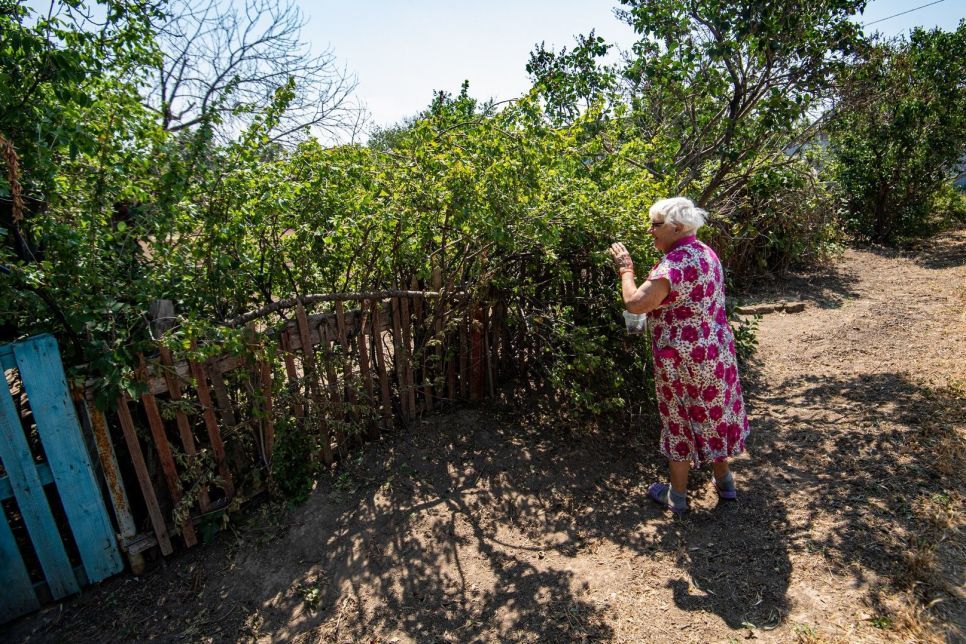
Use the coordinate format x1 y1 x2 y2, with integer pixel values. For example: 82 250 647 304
888 600 948 644
894 380 965 641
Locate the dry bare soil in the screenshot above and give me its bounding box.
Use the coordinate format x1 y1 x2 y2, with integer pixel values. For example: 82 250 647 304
5 230 965 643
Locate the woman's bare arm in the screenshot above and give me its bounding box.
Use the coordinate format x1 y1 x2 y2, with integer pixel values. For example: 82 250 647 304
608 241 671 314
621 274 670 314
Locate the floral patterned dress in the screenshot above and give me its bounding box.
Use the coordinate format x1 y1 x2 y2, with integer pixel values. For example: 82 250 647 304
646 235 750 466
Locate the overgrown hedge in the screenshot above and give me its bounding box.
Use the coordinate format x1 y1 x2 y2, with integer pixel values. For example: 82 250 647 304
4 1 960 425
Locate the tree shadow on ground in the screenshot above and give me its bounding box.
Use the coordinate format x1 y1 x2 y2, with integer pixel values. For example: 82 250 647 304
635 487 792 631
197 394 794 641
900 228 966 270
733 260 861 311
849 227 966 271
3 394 794 642
752 371 965 640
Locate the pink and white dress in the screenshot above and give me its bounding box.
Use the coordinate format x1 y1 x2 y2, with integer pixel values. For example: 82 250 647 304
646 235 750 466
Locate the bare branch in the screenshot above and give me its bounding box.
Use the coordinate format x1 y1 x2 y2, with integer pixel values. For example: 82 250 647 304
144 0 365 145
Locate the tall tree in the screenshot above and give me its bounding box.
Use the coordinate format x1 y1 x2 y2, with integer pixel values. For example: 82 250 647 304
829 22 966 242
0 0 163 355
146 0 363 144
529 0 867 207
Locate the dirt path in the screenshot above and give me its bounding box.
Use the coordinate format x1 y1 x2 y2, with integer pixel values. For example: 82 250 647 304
5 231 964 643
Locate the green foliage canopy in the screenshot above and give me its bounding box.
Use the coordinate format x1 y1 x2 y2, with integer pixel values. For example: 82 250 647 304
527 0 866 278
829 21 966 242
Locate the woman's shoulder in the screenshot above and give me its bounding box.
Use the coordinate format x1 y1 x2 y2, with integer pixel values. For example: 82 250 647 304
666 240 703 265
698 240 723 269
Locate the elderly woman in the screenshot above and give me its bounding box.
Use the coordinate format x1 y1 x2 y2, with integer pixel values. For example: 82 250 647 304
609 197 749 514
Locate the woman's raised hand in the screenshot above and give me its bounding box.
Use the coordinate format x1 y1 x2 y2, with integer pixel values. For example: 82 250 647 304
608 242 634 275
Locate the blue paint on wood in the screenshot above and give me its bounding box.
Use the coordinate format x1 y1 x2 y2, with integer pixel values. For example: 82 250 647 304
0 502 40 623
0 370 79 599
0 345 14 370
14 334 123 584
0 462 54 501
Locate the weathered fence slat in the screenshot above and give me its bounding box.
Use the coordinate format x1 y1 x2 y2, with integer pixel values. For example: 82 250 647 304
0 503 39 621
482 305 493 398
0 377 79 599
85 406 144 575
295 303 332 465
389 298 408 419
489 302 501 384
159 347 211 513
279 331 304 420
320 324 346 454
470 307 484 401
335 301 356 408
116 395 174 556
208 364 239 430
459 312 469 400
356 304 377 439
371 301 393 429
432 270 445 406
257 358 275 465
494 301 508 372
139 364 198 548
188 353 236 499
320 324 340 404
412 278 433 412
447 335 458 402
399 295 417 417
14 336 124 582
294 303 318 391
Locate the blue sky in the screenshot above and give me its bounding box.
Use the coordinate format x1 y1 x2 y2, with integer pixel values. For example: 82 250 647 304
300 0 964 134
23 0 963 136
301 1 637 134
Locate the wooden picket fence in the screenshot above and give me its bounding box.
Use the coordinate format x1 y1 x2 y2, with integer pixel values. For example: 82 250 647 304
70 285 516 580
1 335 125 623
1 282 526 624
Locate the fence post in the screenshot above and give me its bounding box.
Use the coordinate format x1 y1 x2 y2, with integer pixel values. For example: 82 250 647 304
148 299 176 339
82 400 145 575
151 300 213 517
470 305 484 401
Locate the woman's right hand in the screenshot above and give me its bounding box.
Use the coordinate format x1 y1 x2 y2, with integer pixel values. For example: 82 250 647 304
608 242 634 275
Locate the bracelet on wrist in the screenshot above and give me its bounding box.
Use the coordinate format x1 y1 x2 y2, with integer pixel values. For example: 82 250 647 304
619 267 635 277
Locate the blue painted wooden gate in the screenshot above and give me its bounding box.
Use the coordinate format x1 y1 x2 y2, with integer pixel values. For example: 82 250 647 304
0 334 123 624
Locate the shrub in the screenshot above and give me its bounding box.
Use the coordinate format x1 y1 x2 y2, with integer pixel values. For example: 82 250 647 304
828 23 966 243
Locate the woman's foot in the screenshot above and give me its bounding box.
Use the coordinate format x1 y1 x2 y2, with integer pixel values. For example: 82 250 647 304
648 482 688 514
712 471 737 500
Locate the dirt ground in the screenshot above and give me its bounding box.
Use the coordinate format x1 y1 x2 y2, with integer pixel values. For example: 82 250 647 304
4 230 965 643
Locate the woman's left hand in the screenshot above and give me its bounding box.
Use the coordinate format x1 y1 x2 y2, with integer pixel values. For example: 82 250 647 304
608 242 634 275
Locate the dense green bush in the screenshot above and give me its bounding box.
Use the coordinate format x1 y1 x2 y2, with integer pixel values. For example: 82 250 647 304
529 0 864 278
933 183 966 227
828 23 966 243
707 158 839 282
270 416 318 504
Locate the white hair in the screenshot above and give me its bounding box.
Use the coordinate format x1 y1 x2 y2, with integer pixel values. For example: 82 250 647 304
649 197 707 233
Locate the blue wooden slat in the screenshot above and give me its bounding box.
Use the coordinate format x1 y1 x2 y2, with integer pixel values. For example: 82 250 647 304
14 334 123 584
0 502 40 623
0 462 54 501
0 372 79 599
0 345 14 371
